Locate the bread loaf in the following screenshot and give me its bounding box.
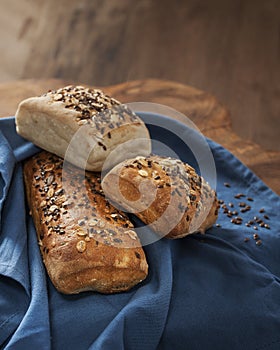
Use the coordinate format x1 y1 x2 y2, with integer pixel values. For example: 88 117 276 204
16 85 151 171
102 155 219 239
23 151 148 294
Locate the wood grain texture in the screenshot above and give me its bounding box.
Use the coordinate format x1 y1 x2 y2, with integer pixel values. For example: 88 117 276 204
0 0 279 150
0 78 279 194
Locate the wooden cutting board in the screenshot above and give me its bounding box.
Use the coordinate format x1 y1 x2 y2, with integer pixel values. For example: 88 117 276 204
0 78 279 194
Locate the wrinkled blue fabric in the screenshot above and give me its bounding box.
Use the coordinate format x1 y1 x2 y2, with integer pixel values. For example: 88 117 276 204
0 115 279 350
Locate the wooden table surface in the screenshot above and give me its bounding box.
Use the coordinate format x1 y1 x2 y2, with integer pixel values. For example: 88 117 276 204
0 78 279 194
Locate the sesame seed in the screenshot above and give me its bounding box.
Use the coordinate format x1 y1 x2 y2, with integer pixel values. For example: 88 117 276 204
89 219 99 226
47 188 54 197
49 205 58 212
40 200 47 208
138 169 148 177
53 93 63 101
76 228 87 236
126 230 137 240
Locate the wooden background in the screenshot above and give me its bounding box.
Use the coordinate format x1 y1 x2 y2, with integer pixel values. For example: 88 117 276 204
0 0 279 151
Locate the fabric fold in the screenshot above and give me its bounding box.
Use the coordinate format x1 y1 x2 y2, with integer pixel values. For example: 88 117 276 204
0 128 16 222
4 218 51 350
90 241 173 350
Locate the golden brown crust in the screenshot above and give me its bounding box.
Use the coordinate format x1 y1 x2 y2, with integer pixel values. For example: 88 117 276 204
24 151 148 294
102 155 219 238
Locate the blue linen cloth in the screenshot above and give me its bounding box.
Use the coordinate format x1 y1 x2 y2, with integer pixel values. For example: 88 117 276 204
0 114 279 350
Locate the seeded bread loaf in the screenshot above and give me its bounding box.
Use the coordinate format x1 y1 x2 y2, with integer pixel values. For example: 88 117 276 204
16 85 151 171
102 155 219 239
23 151 148 294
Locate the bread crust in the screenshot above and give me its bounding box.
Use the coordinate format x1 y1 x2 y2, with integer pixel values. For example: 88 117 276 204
24 151 148 294
16 86 151 171
102 156 219 238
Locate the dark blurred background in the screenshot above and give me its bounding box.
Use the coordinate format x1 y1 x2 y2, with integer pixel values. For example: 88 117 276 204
0 0 279 150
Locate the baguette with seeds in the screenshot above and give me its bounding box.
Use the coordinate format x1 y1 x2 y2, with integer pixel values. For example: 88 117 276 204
24 151 148 294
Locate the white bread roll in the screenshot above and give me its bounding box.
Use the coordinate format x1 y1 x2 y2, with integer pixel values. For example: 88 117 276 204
15 85 151 171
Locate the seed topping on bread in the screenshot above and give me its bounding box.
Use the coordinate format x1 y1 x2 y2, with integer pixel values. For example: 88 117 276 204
31 152 139 252
45 85 141 135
